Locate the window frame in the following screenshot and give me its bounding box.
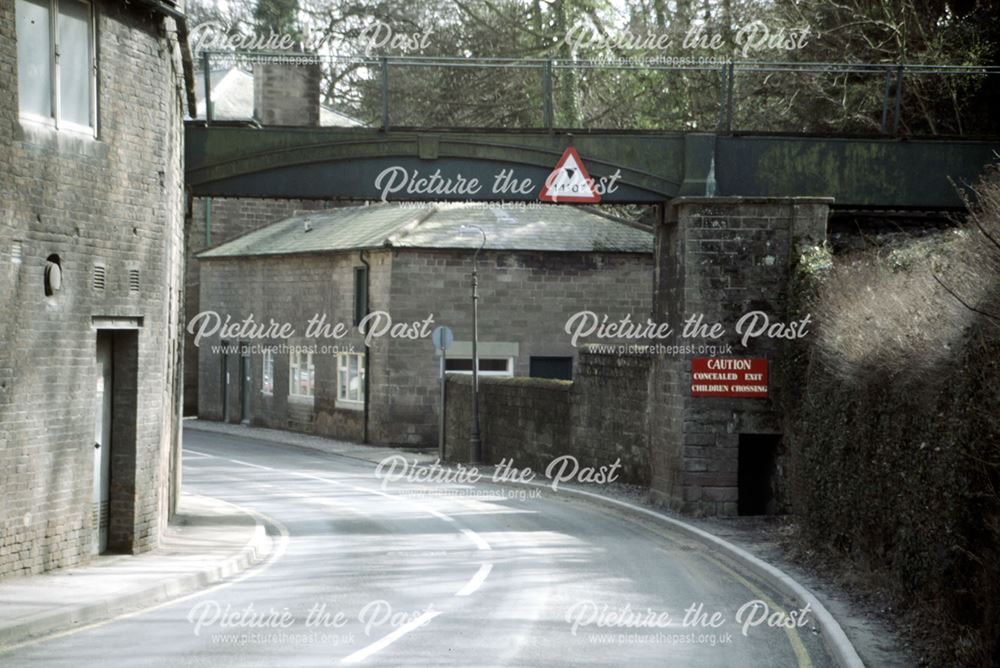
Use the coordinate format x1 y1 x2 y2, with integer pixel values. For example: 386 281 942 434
288 349 315 399
261 349 274 395
336 352 366 408
353 266 368 327
16 0 98 136
444 357 514 377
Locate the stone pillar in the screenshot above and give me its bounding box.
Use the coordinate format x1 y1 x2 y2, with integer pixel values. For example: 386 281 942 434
649 197 831 515
253 57 322 126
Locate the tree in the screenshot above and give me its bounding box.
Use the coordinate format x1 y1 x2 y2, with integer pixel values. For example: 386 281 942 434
254 0 303 44
192 0 998 134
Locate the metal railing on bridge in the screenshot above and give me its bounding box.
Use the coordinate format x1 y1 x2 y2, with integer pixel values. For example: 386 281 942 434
197 51 999 137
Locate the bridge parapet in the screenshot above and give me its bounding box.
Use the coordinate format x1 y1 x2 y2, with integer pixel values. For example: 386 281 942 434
185 124 999 209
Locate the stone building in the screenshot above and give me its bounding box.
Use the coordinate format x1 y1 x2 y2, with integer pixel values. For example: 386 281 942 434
182 59 359 415
195 203 654 446
0 0 189 578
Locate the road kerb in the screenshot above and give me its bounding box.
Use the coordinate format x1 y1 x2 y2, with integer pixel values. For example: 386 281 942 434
0 495 273 650
515 481 866 668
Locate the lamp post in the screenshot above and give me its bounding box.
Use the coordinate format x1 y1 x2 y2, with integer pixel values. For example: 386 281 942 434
461 225 486 465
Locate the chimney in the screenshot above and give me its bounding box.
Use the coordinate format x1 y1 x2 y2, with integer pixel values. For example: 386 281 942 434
253 55 322 126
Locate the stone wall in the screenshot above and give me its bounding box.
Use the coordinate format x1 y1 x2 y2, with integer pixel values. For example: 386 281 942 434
571 348 652 484
444 348 653 485
0 1 186 577
184 197 337 415
197 247 654 448
196 250 384 442
252 60 322 127
649 198 830 515
380 249 654 445
444 375 573 473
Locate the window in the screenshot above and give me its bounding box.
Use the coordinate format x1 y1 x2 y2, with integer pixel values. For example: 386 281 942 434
262 349 274 395
16 0 96 132
445 357 513 377
289 350 314 398
337 353 365 406
529 356 574 380
353 266 368 326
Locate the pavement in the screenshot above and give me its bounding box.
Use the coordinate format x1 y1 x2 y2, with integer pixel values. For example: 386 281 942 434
0 420 866 666
182 417 440 467
0 492 274 650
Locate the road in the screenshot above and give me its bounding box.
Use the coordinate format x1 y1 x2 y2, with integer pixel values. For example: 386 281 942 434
4 428 834 667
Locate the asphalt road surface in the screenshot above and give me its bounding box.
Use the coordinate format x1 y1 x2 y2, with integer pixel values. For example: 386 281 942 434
4 428 835 667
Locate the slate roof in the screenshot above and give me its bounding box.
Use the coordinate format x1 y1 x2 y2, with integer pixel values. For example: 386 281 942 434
198 203 653 259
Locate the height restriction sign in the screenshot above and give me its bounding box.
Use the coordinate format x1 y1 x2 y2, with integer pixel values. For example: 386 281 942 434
539 147 602 203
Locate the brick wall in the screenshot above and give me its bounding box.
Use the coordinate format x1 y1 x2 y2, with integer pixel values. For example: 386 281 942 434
0 1 186 578
444 348 653 485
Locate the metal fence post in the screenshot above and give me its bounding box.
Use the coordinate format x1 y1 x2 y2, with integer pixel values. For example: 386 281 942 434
892 64 904 136
880 69 892 134
542 60 554 130
716 63 727 131
380 57 390 131
725 60 735 132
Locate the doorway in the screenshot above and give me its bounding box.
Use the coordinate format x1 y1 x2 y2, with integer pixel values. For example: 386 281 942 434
240 342 252 425
93 333 113 554
221 340 230 422
737 433 781 516
92 326 139 554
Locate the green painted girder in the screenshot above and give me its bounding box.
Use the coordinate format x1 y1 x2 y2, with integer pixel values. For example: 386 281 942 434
184 124 999 208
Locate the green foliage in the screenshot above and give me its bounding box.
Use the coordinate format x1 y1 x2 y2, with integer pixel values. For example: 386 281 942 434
796 243 833 278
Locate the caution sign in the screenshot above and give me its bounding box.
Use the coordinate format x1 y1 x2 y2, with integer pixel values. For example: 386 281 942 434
540 147 601 203
691 358 768 398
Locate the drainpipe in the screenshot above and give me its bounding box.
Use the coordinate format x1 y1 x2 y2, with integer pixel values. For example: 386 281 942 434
359 249 371 444
204 197 213 246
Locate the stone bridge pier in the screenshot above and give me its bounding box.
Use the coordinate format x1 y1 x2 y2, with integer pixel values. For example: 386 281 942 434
649 197 831 515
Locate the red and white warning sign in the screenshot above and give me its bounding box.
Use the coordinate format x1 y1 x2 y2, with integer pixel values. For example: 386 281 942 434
691 358 769 398
540 147 601 203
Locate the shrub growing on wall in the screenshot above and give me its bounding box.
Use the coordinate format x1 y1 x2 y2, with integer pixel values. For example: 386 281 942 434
782 166 1000 666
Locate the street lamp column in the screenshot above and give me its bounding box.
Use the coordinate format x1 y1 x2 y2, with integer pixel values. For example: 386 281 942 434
462 225 486 465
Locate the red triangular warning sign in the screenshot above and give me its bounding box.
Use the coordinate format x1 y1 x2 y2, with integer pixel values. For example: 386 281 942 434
540 147 601 203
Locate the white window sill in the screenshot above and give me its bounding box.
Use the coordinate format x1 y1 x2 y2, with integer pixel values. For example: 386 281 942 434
19 114 96 139
445 371 514 378
335 398 364 411
288 393 315 404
